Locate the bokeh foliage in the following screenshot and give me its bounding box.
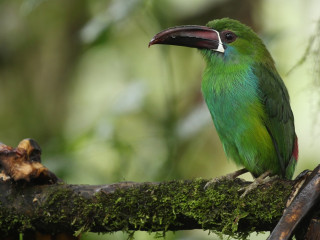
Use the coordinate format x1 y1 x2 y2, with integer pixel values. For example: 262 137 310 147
0 0 319 239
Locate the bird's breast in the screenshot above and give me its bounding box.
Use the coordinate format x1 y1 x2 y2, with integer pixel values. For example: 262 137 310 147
201 70 266 139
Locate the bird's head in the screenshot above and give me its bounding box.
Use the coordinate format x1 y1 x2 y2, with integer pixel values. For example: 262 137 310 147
149 18 273 65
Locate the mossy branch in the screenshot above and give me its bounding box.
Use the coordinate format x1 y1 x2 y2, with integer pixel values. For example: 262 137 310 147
0 178 293 238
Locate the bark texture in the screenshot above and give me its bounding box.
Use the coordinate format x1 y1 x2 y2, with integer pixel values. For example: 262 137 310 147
0 178 293 238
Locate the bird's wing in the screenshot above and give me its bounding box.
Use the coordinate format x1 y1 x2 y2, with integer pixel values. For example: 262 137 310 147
254 63 296 178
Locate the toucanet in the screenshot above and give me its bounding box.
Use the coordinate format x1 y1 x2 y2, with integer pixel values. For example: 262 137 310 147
149 18 298 182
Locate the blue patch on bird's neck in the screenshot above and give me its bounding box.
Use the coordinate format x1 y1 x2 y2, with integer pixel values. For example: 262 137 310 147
223 45 240 63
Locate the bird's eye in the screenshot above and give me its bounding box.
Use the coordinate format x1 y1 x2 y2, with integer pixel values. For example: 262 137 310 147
225 33 233 40
222 31 237 43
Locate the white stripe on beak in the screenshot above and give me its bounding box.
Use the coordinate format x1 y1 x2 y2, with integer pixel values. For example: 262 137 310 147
214 30 225 53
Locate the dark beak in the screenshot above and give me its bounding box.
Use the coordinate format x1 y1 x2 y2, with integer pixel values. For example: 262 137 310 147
148 25 224 53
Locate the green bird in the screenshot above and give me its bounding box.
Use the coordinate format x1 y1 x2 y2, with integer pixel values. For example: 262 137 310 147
149 18 298 183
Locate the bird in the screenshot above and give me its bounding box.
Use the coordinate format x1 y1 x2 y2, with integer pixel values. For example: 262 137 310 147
149 18 298 190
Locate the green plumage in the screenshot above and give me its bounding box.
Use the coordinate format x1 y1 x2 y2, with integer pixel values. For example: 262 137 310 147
201 19 297 178
149 18 298 179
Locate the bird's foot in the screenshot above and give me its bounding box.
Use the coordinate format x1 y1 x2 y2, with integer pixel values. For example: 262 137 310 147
239 171 278 198
204 168 248 189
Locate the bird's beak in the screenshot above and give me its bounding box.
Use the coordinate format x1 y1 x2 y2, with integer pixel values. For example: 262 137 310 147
148 25 224 53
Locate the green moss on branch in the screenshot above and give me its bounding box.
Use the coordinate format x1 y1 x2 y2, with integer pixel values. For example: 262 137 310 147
0 178 293 238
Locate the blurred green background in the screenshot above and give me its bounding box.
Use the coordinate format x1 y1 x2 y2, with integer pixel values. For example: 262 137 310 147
1 0 320 239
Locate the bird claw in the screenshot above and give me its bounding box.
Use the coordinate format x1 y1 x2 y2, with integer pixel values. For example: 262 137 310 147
204 168 248 189
204 176 230 189
239 172 278 198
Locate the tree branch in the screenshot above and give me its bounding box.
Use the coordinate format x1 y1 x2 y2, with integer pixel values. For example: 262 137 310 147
0 177 293 238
